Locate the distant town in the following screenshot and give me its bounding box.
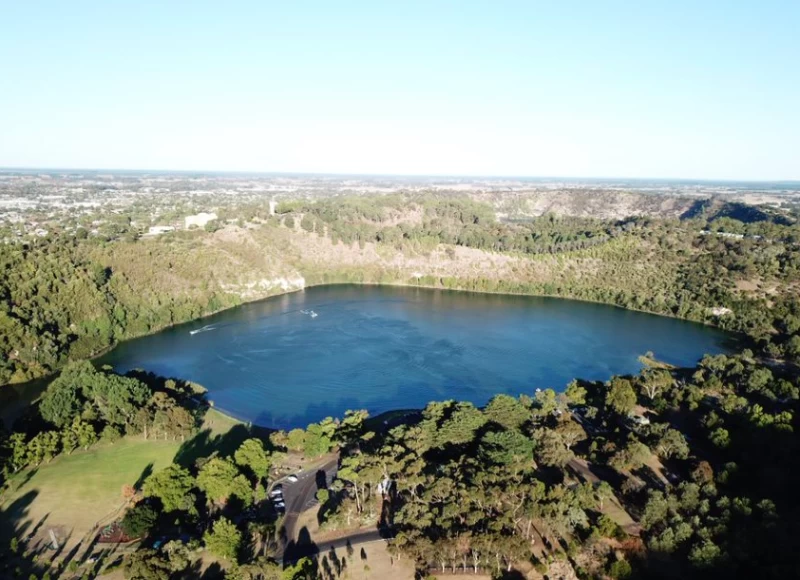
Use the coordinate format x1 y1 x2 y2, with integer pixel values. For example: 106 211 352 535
1 169 799 243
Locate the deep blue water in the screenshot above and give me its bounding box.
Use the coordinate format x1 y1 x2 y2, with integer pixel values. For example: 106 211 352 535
96 285 735 429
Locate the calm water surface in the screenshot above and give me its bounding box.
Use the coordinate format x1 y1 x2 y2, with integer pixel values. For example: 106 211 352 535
96 285 735 429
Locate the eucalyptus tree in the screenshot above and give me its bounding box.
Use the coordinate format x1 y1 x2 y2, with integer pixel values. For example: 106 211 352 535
142 464 197 514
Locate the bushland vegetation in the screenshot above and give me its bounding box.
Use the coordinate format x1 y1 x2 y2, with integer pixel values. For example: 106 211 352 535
2 193 800 386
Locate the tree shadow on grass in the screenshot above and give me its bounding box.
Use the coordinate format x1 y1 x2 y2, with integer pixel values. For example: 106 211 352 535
0 492 40 576
0 489 39 544
134 462 155 491
633 464 667 491
61 537 84 570
11 467 39 495
173 424 254 468
26 511 49 541
98 548 123 575
79 529 103 565
50 529 72 564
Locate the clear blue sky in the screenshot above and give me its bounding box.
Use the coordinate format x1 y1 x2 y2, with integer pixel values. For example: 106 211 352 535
1 1 798 179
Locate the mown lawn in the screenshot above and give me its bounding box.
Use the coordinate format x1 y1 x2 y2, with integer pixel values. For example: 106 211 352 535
0 409 240 547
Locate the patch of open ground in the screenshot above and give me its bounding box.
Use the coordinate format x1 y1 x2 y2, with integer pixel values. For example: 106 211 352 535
317 542 417 580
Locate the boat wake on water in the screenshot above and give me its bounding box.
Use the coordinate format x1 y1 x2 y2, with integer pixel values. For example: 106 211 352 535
189 324 217 335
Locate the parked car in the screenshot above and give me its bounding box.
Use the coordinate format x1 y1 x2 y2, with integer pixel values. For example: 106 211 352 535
269 484 283 497
287 474 299 483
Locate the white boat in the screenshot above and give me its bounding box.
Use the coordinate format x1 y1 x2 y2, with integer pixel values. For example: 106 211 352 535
190 324 215 335
309 311 318 318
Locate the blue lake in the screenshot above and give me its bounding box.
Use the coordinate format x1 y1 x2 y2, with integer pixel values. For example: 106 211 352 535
96 285 735 429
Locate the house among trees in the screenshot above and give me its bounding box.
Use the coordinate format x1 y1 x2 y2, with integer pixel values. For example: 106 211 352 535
184 212 218 229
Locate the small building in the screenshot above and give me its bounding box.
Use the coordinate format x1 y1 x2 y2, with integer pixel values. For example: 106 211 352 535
184 212 218 229
146 225 175 236
626 413 651 430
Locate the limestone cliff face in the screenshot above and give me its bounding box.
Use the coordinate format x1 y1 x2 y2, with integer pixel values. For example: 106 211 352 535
220 275 306 299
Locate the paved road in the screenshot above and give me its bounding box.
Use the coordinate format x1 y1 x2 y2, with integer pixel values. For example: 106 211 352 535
281 456 338 537
270 455 338 560
271 454 400 564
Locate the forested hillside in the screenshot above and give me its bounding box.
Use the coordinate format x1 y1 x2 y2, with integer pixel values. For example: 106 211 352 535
316 350 799 579
2 349 796 578
2 194 799 385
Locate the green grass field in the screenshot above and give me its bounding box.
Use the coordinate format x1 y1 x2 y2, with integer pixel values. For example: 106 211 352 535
0 409 241 548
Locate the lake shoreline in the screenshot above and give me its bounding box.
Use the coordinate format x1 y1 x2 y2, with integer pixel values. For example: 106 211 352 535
1 283 740 429
95 285 734 429
2 279 740 392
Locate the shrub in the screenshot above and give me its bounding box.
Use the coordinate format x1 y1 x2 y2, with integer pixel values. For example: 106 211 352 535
121 504 158 539
608 559 632 579
101 425 122 443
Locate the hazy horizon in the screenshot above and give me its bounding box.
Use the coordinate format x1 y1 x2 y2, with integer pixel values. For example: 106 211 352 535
2 1 798 180
3 166 800 187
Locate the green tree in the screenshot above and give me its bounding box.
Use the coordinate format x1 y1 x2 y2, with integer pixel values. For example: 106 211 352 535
483 394 530 430
430 402 486 447
81 372 150 429
8 433 28 472
163 540 192 572
555 419 587 449
39 378 82 428
303 420 335 458
639 369 674 401
286 428 306 452
204 517 242 561
123 548 171 580
235 438 271 482
655 428 690 459
27 431 60 464
479 429 535 471
337 454 366 513
610 439 650 472
281 556 315 580
608 558 632 579
61 426 78 454
785 334 800 361
197 457 252 505
606 377 637 416
300 214 315 232
595 481 614 510
688 539 721 568
121 504 158 538
73 418 98 449
335 409 371 450
142 464 196 513
534 428 573 467
709 427 730 448
640 491 670 530
533 389 559 417
564 380 587 406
